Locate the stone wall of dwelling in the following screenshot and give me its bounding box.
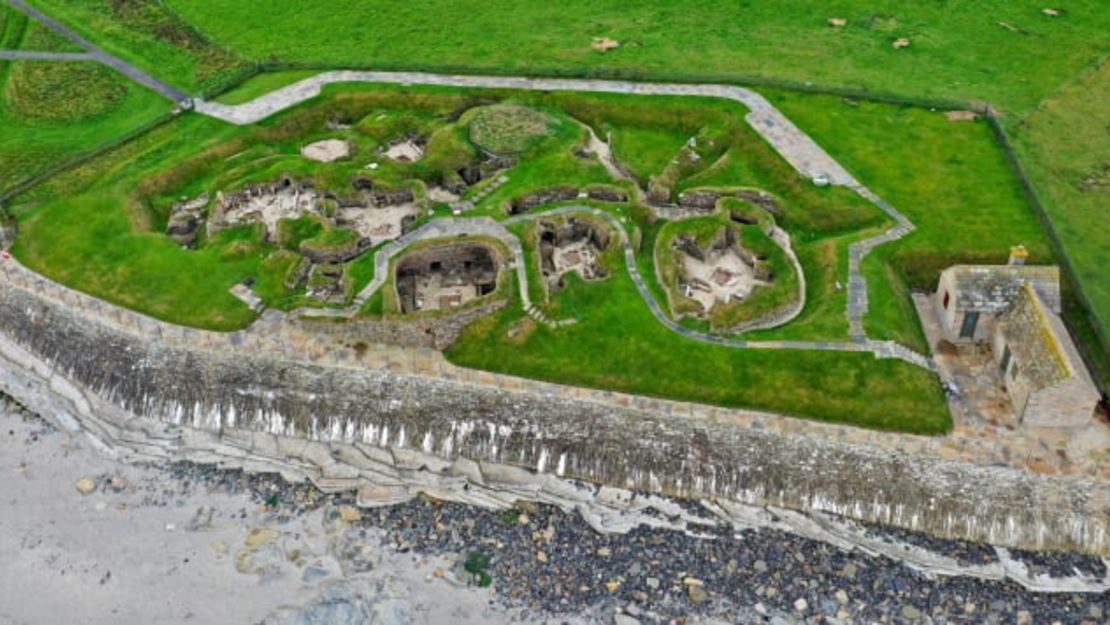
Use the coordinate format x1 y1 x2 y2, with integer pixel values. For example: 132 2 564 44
396 240 503 274
296 300 505 351
990 329 1032 417
935 272 996 343
1024 378 1100 428
0 278 1107 554
935 272 960 339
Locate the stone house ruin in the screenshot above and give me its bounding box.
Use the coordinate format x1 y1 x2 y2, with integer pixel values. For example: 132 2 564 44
447 154 516 196
395 242 501 313
536 217 610 292
506 186 579 215
306 263 349 305
933 247 1099 427
166 176 421 252
165 193 209 248
673 227 772 315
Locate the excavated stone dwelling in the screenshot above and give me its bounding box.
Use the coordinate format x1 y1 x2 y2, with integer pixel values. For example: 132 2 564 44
673 227 773 314
537 217 610 291
167 176 420 248
395 242 501 313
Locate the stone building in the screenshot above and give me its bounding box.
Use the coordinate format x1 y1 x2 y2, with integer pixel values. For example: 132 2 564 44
933 247 1099 427
395 242 501 313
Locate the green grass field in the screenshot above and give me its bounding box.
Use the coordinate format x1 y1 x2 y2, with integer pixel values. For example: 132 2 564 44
1009 61 1110 381
10 1 1108 384
5 83 964 430
0 4 170 197
46 0 1100 115
23 0 247 94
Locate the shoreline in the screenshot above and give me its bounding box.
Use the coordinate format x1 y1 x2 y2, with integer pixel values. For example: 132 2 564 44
1 398 1107 624
0 271 1107 556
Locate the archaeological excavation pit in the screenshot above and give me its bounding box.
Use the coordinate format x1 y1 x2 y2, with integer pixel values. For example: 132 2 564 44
673 228 773 314
208 177 317 241
536 216 610 291
395 242 502 313
198 177 420 247
382 138 425 163
301 138 350 163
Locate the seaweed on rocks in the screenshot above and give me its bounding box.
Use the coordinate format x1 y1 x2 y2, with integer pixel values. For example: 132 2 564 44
1007 547 1108 579
860 520 1000 567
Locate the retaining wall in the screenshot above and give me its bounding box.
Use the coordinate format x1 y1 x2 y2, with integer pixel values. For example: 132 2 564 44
0 280 1106 555
296 299 506 350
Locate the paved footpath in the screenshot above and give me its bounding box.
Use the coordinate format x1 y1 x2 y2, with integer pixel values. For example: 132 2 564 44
0 50 92 60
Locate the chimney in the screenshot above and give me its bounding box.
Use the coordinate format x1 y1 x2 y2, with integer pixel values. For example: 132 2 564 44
1008 244 1029 266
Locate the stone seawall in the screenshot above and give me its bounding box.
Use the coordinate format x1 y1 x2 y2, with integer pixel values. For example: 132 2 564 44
0 281 1107 556
296 299 506 350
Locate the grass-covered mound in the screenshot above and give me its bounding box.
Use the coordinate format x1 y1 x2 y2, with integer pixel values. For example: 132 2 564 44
22 0 246 93
0 0 168 194
3 61 127 122
0 60 167 194
467 104 558 155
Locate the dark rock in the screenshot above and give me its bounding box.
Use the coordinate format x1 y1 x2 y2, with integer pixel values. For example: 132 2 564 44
507 186 579 215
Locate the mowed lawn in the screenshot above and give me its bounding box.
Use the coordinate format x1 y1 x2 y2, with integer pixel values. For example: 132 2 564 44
153 1 1109 113
763 91 1054 350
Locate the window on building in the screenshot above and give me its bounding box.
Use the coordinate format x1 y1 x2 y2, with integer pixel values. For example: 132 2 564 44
943 291 950 309
1000 345 1012 374
959 311 979 338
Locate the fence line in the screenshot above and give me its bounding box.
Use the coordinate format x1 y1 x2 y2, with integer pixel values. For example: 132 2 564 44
985 112 1110 390
0 111 177 205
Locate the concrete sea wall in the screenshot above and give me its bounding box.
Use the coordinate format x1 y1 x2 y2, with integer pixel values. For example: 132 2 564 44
0 281 1107 556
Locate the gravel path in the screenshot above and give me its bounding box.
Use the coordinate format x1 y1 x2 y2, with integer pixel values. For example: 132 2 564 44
0 50 92 60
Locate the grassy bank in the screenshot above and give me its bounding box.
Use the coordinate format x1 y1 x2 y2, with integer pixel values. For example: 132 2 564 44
448 267 950 434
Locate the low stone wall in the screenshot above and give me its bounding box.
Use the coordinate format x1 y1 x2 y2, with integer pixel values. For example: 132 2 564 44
0 281 1107 555
295 299 505 350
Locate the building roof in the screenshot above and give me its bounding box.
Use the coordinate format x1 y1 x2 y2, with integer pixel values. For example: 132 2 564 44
944 265 1060 314
996 284 1070 390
